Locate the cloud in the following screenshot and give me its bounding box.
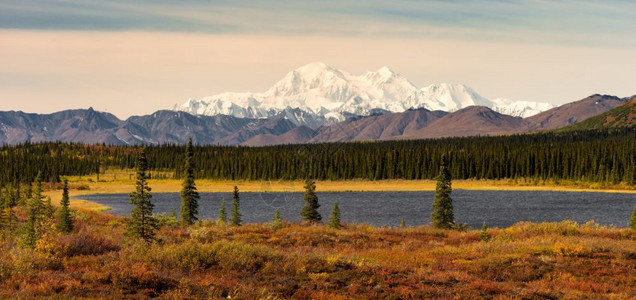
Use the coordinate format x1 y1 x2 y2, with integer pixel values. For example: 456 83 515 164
1 1 634 46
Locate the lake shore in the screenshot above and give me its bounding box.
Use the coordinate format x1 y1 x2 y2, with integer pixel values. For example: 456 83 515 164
43 174 635 212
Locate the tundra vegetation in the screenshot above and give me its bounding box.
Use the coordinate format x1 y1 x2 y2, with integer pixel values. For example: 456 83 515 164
0 202 634 298
0 129 634 297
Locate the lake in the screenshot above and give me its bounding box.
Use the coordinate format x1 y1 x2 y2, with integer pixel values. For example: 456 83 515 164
75 190 636 228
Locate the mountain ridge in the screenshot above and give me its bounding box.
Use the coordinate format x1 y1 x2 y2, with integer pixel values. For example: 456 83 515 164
241 94 631 146
558 95 636 131
1 94 629 146
174 62 554 126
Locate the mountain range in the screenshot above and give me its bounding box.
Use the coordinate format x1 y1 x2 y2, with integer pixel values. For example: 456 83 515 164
174 62 554 127
0 94 630 146
243 94 630 146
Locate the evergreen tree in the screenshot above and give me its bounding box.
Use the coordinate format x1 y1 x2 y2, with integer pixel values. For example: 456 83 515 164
400 217 406 229
480 221 489 241
4 184 16 208
273 208 282 224
23 172 44 248
126 148 158 242
328 202 341 229
270 208 283 229
630 205 636 230
230 186 241 226
300 178 321 222
16 182 25 206
180 137 200 226
6 195 16 230
58 179 73 233
26 183 32 203
0 195 6 230
44 196 54 218
33 174 44 218
219 199 227 222
431 155 455 229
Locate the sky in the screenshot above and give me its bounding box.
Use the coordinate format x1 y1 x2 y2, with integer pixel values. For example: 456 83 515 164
1 0 635 118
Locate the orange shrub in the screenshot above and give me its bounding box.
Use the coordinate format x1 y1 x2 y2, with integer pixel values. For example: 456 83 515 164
59 228 120 256
552 242 592 257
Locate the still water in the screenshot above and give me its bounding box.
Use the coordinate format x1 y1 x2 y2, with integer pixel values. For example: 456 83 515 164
76 190 635 228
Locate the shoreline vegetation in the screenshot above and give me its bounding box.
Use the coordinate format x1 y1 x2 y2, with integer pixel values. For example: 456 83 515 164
43 169 635 213
1 206 634 298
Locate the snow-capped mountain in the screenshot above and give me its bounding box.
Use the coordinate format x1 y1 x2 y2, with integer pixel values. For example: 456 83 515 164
174 62 553 126
1 94 628 145
491 99 556 118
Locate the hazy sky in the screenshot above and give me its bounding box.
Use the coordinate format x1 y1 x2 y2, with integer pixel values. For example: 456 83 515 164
1 0 635 118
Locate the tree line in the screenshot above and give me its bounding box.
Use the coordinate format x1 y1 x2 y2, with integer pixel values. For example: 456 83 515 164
4 135 635 247
1 128 634 186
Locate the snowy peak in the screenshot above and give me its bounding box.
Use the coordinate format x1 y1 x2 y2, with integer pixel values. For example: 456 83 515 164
174 62 554 126
421 83 494 111
268 62 348 95
491 98 555 118
363 66 400 83
294 62 344 78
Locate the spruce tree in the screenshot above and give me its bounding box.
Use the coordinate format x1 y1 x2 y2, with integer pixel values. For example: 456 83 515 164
300 178 321 222
230 186 241 226
16 182 25 206
58 179 73 233
23 172 44 248
0 195 6 230
219 199 227 222
26 183 32 203
328 202 341 229
4 184 16 208
431 155 455 229
44 196 54 219
170 206 176 219
270 208 283 229
6 190 16 230
630 205 636 230
400 217 406 229
180 137 200 226
480 222 489 241
33 173 44 218
126 148 158 242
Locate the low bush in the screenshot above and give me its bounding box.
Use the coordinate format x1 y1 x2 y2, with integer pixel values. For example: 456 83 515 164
152 242 219 272
60 228 120 256
552 241 592 257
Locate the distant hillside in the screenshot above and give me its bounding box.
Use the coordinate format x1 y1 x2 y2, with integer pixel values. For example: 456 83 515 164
559 96 636 131
524 94 628 131
401 106 526 139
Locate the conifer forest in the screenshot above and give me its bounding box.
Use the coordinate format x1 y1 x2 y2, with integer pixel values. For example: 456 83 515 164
0 128 633 186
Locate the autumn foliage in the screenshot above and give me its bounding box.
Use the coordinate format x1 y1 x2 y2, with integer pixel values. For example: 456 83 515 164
0 205 634 299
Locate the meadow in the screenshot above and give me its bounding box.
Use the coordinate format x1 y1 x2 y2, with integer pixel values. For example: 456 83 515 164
0 203 634 298
0 166 632 298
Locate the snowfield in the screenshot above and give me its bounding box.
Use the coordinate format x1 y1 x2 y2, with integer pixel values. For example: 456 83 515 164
174 62 553 126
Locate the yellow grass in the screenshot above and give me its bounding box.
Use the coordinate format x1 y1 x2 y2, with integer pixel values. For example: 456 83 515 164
44 169 634 212
43 189 111 212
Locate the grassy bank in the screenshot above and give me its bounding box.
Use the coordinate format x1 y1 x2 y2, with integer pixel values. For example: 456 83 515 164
0 206 634 298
